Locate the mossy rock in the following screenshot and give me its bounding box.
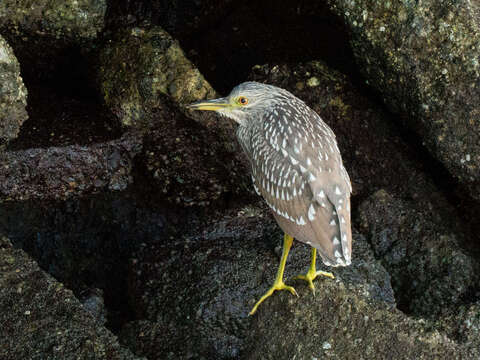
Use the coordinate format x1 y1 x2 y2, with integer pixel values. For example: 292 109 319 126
329 0 480 200
0 35 27 149
98 26 217 131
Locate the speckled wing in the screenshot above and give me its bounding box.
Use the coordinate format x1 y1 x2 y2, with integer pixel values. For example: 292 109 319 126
237 97 352 267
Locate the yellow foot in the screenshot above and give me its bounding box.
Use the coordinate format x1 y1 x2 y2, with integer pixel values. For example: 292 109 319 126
295 270 334 296
249 281 298 315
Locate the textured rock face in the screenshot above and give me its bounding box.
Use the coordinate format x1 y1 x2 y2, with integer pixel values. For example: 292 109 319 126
245 281 462 360
121 210 399 359
0 0 107 83
0 0 106 41
0 35 27 148
329 0 480 199
0 236 141 360
358 190 479 317
0 133 142 201
121 207 479 359
139 99 249 207
98 26 217 130
441 301 480 356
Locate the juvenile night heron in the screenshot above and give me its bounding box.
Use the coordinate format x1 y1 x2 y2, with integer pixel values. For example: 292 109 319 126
188 82 352 315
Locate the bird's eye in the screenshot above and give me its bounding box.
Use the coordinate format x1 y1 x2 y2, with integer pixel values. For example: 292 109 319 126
238 96 249 105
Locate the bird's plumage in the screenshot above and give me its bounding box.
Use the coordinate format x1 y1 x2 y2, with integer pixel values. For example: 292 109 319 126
234 82 352 266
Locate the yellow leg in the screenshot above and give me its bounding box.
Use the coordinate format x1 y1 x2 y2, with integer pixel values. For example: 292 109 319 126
249 233 298 315
295 248 334 296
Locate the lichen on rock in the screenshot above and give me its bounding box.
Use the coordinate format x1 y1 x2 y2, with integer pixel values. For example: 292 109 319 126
0 0 106 41
98 26 217 130
0 35 28 149
329 0 480 199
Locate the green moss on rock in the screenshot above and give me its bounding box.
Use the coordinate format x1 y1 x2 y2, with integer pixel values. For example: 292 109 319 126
0 0 106 41
0 35 27 149
98 26 217 131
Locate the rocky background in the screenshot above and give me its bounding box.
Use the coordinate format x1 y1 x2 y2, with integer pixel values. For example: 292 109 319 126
0 1 479 359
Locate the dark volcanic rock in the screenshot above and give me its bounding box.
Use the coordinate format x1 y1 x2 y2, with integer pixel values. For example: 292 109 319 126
0 133 141 201
0 35 28 148
329 0 480 200
121 208 395 359
244 279 463 360
358 190 479 317
0 0 107 83
140 99 249 207
0 0 106 41
0 236 141 360
440 301 480 357
0 189 176 338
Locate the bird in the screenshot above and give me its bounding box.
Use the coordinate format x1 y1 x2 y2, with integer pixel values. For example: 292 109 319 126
188 82 352 315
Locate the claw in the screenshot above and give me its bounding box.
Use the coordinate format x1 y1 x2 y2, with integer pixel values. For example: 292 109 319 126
249 234 297 315
295 249 334 295
295 274 316 295
249 281 298 315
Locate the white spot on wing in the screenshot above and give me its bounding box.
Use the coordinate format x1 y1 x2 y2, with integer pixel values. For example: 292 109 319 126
308 203 316 221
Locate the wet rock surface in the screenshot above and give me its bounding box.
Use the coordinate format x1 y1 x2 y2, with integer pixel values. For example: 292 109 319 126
358 190 480 317
0 133 141 201
0 236 141 360
7 83 122 150
329 0 480 199
120 208 396 359
0 35 28 148
140 99 250 207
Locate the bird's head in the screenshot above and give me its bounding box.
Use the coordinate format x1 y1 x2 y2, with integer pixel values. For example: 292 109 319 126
187 82 290 126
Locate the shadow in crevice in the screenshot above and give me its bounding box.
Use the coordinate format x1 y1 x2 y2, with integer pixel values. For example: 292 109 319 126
104 0 358 94
0 189 193 332
7 42 122 151
176 1 358 94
